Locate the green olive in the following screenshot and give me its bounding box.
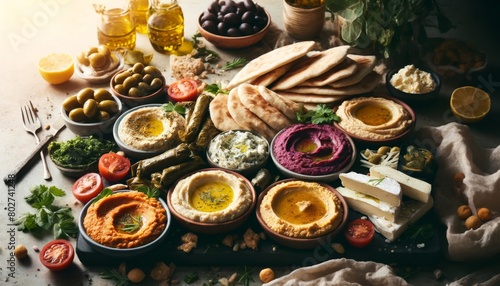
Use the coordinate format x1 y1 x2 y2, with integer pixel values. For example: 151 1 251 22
89 52 107 69
143 66 162 78
85 46 98 57
114 71 131 85
122 76 138 91
138 82 152 92
368 153 383 164
93 89 113 102
97 45 111 57
391 146 400 153
128 87 142 97
114 84 125 95
132 62 145 74
76 88 95 105
142 74 153 84
62 95 81 113
68 108 87 122
83 99 98 118
150 77 163 91
97 110 110 121
132 73 143 82
377 146 391 155
99 100 119 114
76 51 89 66
363 149 372 157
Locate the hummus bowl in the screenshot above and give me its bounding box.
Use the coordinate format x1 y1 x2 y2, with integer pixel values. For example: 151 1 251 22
167 168 257 234
78 190 171 257
270 124 356 183
256 179 348 249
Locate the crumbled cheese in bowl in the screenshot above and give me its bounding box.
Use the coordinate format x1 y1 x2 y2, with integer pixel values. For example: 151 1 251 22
390 65 437 94
207 130 269 170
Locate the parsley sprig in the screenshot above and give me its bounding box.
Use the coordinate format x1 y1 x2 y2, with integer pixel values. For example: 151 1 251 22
163 102 186 115
14 185 78 239
296 104 340 124
204 83 228 95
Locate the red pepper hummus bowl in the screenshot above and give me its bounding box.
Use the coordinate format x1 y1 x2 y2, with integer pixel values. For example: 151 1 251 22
270 123 356 182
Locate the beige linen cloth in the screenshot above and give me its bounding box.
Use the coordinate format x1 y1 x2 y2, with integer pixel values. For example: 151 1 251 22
264 123 500 285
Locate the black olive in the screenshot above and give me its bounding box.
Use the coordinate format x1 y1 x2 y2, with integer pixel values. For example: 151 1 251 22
220 4 235 14
208 1 220 13
223 12 240 27
217 13 224 22
202 20 218 34
217 21 228 35
241 11 254 23
254 15 268 28
227 27 242 37
239 23 253 35
200 11 217 23
243 0 256 12
256 4 265 16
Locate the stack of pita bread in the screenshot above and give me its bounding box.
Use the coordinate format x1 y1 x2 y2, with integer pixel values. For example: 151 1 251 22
209 83 303 142
226 41 382 109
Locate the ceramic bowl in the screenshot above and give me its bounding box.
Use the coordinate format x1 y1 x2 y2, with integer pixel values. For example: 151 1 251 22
386 66 441 104
255 179 349 249
167 168 257 234
74 51 124 84
61 93 123 137
334 95 416 147
50 161 99 178
206 130 269 176
269 125 356 183
78 190 171 257
110 71 167 108
197 9 271 49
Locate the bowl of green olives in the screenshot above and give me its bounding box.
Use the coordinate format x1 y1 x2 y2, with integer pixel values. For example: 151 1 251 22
61 88 123 137
197 0 271 49
110 63 167 107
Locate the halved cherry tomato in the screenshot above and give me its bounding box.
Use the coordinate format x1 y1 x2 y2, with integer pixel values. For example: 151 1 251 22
344 218 375 248
98 152 131 183
167 79 199 102
72 172 104 204
39 239 74 271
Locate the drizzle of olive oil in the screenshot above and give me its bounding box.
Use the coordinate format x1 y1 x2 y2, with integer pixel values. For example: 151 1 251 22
273 190 327 224
139 117 164 137
355 105 392 126
190 182 233 212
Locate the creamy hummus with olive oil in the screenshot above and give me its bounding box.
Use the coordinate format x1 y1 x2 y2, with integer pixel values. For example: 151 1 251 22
390 65 436 94
117 106 185 152
170 169 253 223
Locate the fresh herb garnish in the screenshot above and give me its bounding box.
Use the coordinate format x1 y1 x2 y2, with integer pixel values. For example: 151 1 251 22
221 57 247 70
184 271 199 284
100 269 129 286
135 185 160 198
237 265 255 286
192 32 220 62
14 185 78 239
296 104 340 124
402 223 434 242
200 190 228 206
93 188 113 203
204 83 228 95
119 214 142 233
368 178 385 186
163 102 186 115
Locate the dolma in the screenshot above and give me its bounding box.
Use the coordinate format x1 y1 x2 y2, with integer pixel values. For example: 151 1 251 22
132 143 191 177
182 94 211 143
160 156 206 188
192 117 220 151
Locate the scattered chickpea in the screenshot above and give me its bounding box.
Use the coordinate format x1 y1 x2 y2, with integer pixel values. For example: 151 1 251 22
259 268 275 283
465 215 482 230
456 205 472 220
477 207 492 222
14 245 28 259
454 172 465 187
127 268 146 283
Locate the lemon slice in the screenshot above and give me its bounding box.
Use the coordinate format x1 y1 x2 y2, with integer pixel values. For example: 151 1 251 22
38 53 74 84
450 86 491 123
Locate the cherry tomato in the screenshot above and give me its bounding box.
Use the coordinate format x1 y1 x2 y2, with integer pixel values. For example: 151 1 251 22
167 79 199 102
344 218 375 248
39 239 75 271
71 172 104 204
98 152 131 183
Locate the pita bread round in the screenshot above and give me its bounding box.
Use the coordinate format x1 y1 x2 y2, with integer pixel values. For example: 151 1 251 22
250 62 294 87
299 56 358 87
227 88 276 141
271 45 350 90
226 41 316 90
257 85 302 121
209 93 242 131
329 54 377 88
237 84 292 131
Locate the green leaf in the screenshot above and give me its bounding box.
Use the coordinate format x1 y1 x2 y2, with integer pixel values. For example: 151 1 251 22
163 102 186 115
14 213 38 231
48 186 66 197
341 17 363 44
55 218 79 239
296 104 339 124
36 208 52 230
365 17 383 41
377 28 395 47
221 57 247 70
135 185 160 198
93 188 113 204
204 83 228 95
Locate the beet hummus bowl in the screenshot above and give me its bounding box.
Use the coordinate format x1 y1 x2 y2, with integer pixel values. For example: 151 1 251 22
270 123 356 182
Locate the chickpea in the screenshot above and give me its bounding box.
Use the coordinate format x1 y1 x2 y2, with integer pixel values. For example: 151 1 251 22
465 215 482 230
456 205 472 220
454 172 465 187
259 268 275 283
14 245 28 259
127 268 145 283
477 207 492 222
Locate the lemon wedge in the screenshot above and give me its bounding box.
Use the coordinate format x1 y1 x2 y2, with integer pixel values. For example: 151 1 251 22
38 53 74 84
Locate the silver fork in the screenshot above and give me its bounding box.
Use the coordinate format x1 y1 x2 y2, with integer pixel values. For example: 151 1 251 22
21 101 51 180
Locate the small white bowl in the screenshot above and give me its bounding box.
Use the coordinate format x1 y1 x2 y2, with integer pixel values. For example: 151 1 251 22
74 51 124 84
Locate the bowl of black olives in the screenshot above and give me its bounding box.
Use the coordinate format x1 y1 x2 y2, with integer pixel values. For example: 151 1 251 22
197 0 271 49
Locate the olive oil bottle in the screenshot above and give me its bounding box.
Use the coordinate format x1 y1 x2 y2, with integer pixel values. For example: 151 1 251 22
130 0 149 34
147 0 184 53
95 2 136 50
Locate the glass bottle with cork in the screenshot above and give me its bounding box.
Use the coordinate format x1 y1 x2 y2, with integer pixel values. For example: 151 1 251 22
130 0 149 34
147 0 184 54
94 0 136 50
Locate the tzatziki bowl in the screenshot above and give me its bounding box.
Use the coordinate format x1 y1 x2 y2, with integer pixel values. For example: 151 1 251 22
386 65 441 104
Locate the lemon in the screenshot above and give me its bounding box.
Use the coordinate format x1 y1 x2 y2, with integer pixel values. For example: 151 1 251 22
450 86 491 123
38 53 74 84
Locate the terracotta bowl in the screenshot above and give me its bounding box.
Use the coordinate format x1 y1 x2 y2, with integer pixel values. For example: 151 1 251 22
334 95 416 147
167 168 257 234
110 71 167 108
256 179 349 249
197 9 271 49
78 190 171 258
269 125 356 183
386 66 441 105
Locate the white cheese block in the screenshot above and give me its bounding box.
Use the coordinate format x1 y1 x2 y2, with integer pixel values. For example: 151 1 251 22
339 172 402 207
336 186 399 222
369 197 434 241
369 165 431 203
